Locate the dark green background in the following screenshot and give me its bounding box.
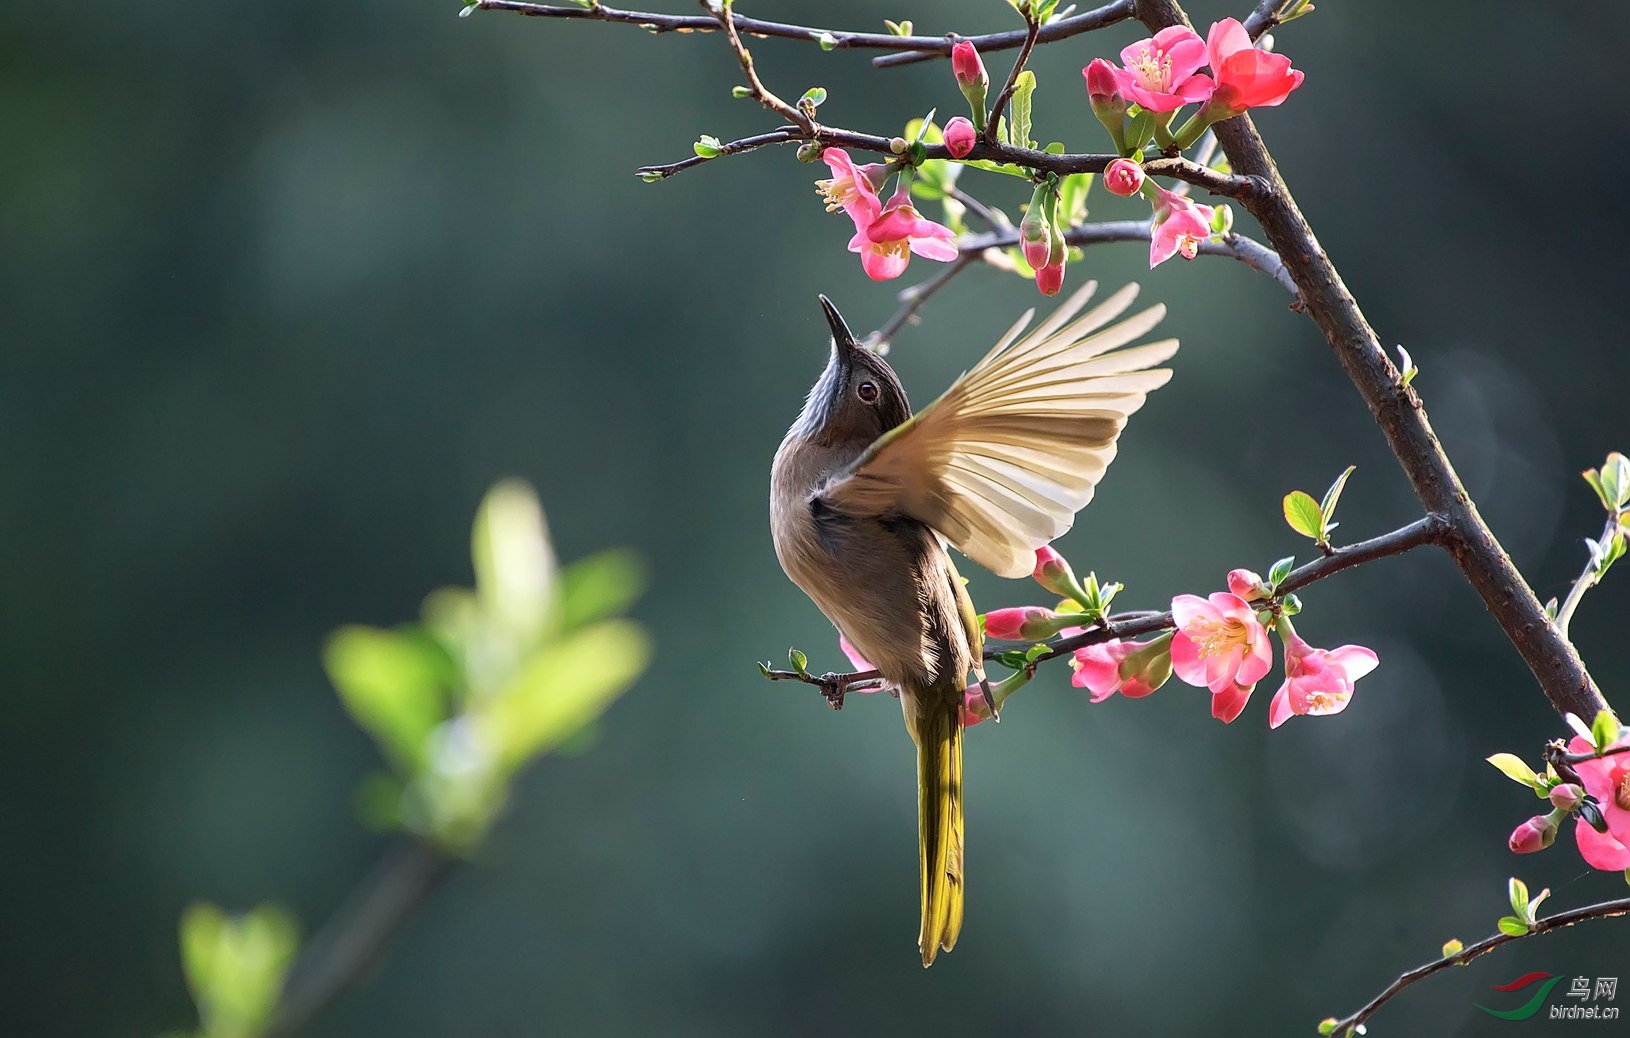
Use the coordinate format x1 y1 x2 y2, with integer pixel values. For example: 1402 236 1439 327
6 1 1628 1034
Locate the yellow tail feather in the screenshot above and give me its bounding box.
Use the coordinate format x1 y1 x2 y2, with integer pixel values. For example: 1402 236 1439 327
912 690 964 967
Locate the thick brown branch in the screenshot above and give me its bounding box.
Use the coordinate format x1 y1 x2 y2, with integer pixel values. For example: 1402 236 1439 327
1134 0 1606 721
1325 897 1630 1037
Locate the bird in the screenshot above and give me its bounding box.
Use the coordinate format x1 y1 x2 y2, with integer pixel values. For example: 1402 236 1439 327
768 280 1178 967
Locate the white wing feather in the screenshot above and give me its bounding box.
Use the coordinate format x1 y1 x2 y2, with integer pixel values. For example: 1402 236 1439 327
822 281 1177 578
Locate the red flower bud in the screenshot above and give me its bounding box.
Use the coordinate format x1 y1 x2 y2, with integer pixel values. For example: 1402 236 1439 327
943 116 976 159
1508 814 1558 854
1036 260 1065 297
951 41 988 90
1103 158 1145 197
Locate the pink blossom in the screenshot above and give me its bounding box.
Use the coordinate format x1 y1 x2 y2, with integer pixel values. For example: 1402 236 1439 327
1032 546 1081 602
984 606 1068 641
1103 158 1145 197
1170 591 1273 723
1226 568 1266 601
1111 26 1214 113
1204 17 1304 117
815 148 884 230
1149 186 1215 267
1568 734 1630 871
1549 783 1585 812
943 116 976 159
1508 814 1558 854
1071 636 1171 703
849 189 959 281
1265 632 1378 729
951 41 988 90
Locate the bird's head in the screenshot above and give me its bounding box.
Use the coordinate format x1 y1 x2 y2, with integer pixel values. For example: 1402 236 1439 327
791 295 912 448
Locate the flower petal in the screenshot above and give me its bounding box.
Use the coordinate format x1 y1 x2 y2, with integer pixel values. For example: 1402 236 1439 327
1267 683 1295 728
1169 631 1209 687
1211 681 1253 723
1575 818 1630 871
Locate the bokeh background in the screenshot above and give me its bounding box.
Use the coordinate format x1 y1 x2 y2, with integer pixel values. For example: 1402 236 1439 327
6 1 1629 1034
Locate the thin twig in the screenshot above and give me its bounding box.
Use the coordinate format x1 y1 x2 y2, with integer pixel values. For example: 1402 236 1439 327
1553 511 1623 638
765 516 1445 696
875 1 1137 69
983 12 1041 145
634 122 1254 197
634 128 798 180
956 220 1297 296
1134 0 1606 721
1324 897 1630 1037
268 841 452 1037
867 253 979 349
704 0 809 131
469 0 1136 67
945 185 1007 231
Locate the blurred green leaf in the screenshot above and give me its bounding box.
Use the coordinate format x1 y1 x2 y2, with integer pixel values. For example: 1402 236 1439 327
179 902 299 1038
479 619 649 772
1507 876 1529 917
353 771 405 831
1591 709 1621 752
1057 172 1092 228
325 625 452 772
472 479 556 645
799 86 827 108
557 549 645 631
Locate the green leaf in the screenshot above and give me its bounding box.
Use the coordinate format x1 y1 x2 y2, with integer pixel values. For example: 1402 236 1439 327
1010 71 1036 149
799 86 828 108
557 549 645 631
1527 886 1550 923
1486 752 1542 790
1508 876 1529 918
816 31 838 51
1600 452 1630 510
1317 1020 1338 1036
325 625 452 772
693 135 723 158
479 619 650 772
730 85 752 99
1396 345 1418 387
353 771 404 831
179 903 300 1038
1283 490 1325 541
1057 172 1092 228
1320 465 1357 525
1584 467 1611 511
790 647 809 675
472 479 556 645
1591 709 1621 752
1268 555 1295 589
883 19 913 35
1496 915 1530 937
757 660 773 678
1441 938 1463 957
1123 109 1155 153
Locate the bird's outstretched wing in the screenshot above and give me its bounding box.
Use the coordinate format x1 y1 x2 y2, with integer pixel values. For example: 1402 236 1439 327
820 281 1176 578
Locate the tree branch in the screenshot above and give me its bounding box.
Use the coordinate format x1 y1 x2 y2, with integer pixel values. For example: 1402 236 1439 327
983 12 1040 145
1133 0 1607 721
267 841 452 1037
469 0 1137 68
1324 897 1630 1037
764 515 1445 699
866 252 981 350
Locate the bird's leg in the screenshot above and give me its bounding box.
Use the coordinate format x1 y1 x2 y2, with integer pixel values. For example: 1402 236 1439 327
975 672 999 723
815 672 884 710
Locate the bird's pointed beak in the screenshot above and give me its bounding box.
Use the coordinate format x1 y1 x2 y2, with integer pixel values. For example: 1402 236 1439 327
819 294 861 365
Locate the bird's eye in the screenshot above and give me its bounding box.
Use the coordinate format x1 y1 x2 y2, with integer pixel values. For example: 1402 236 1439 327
857 381 879 403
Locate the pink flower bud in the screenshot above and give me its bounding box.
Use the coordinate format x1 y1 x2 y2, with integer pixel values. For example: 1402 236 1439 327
1103 158 1145 197
951 41 988 90
1548 782 1585 812
943 116 976 159
1083 58 1121 107
1508 814 1558 854
984 606 1063 641
1032 546 1079 600
1226 568 1266 601
1036 260 1065 297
